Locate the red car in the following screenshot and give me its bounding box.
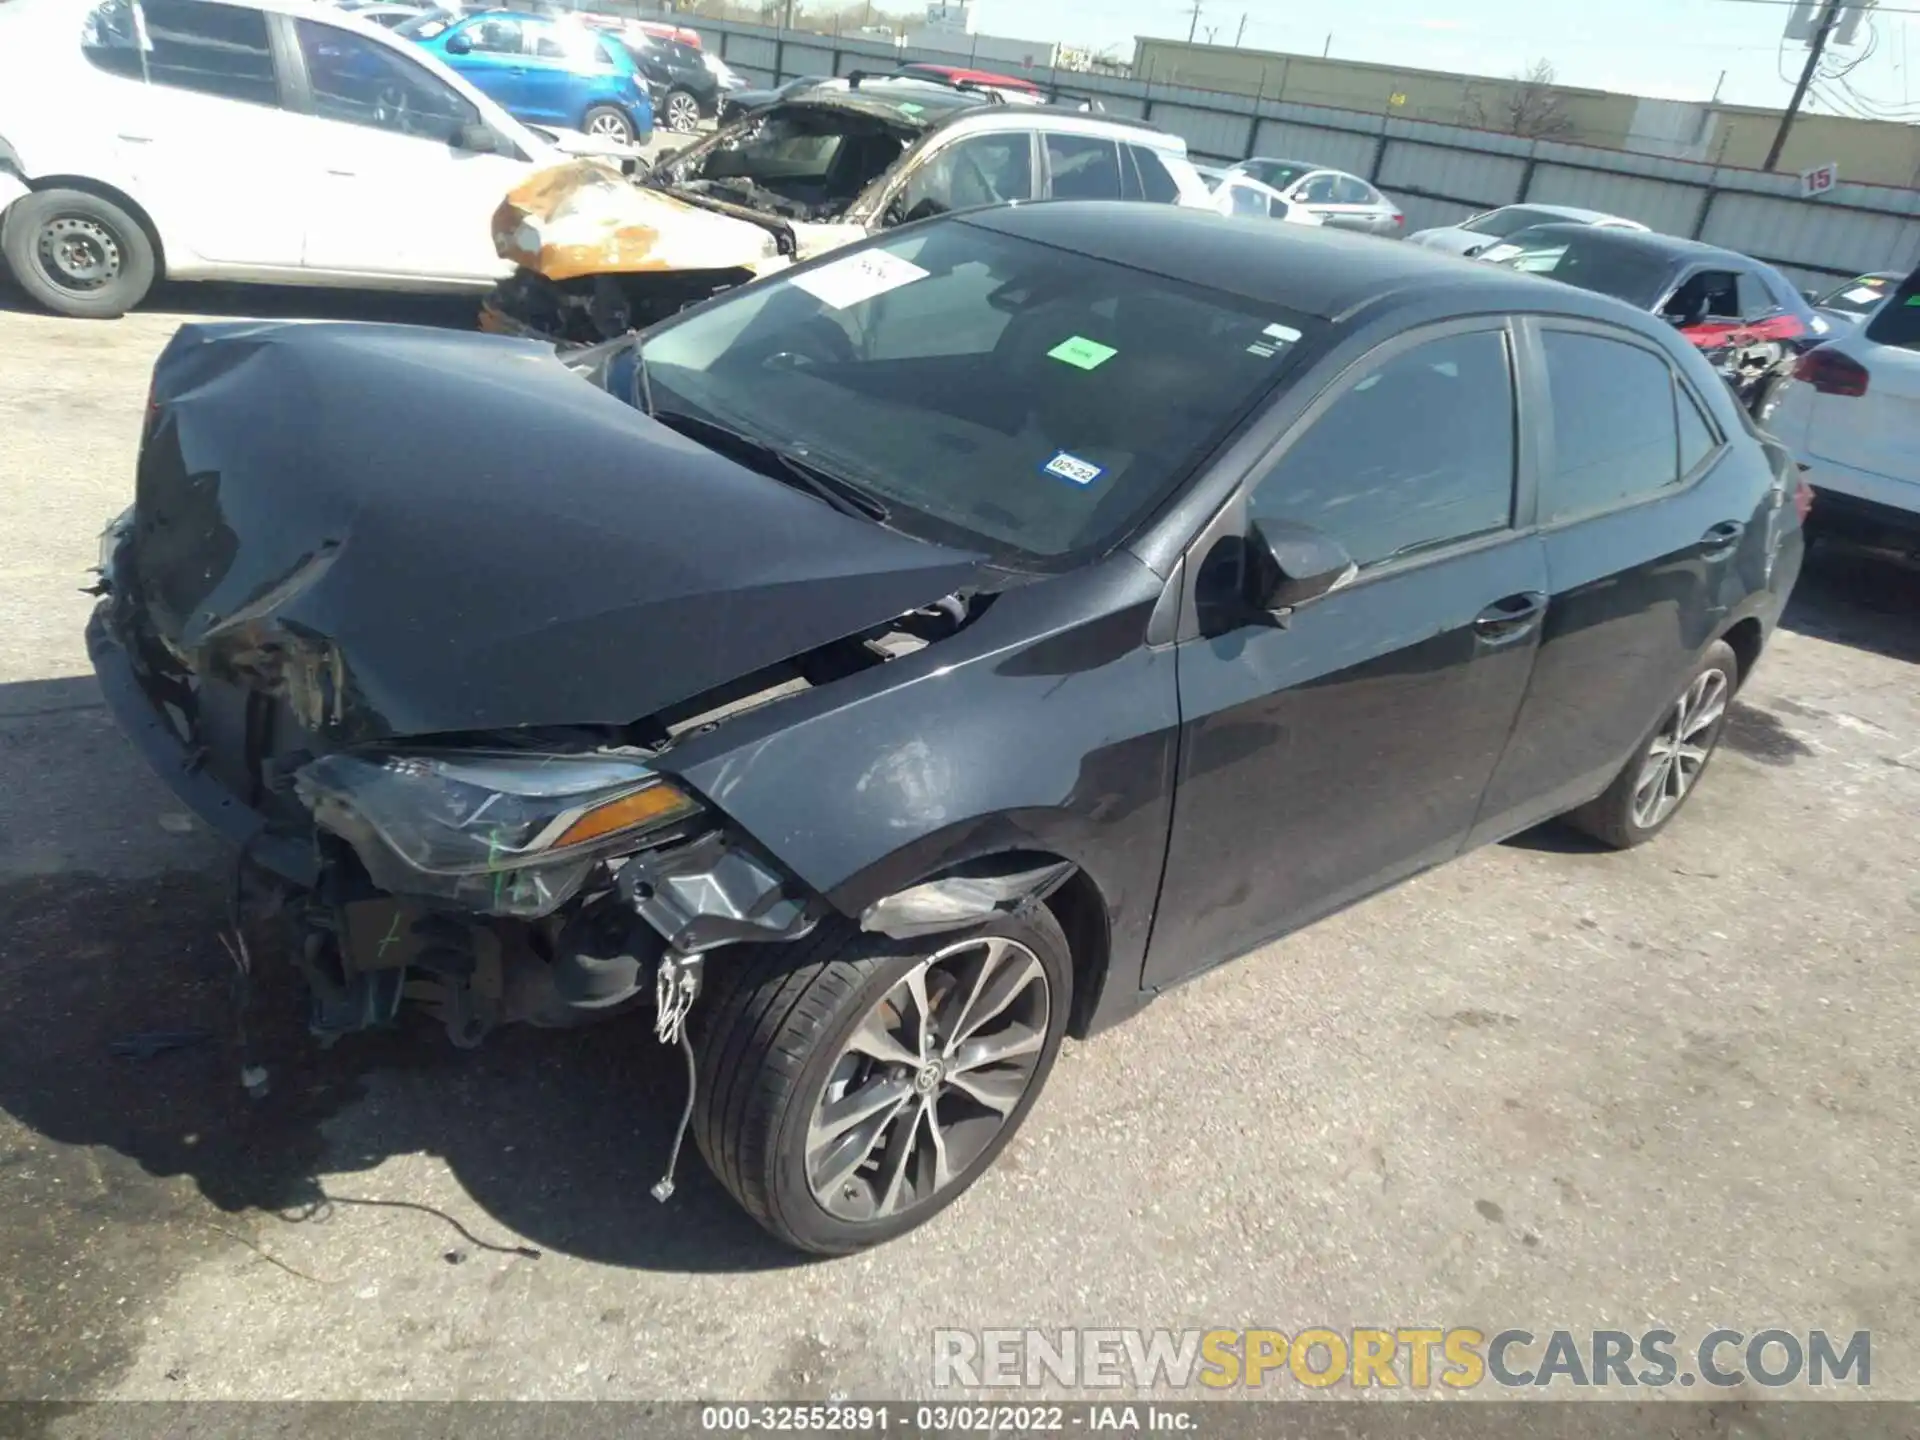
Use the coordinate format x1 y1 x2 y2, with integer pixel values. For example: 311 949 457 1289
895 61 1043 98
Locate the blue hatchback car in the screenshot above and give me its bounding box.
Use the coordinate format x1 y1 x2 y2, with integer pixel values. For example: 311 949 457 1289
399 9 653 145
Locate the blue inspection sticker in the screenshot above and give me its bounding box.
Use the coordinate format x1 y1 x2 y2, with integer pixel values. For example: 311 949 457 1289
1042 451 1105 486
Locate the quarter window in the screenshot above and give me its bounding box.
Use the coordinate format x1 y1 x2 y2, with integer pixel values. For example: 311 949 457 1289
1735 271 1775 319
1332 174 1377 205
296 20 480 142
1045 134 1122 200
1253 329 1516 568
1540 330 1681 522
1677 380 1720 476
1125 145 1181 204
83 0 280 105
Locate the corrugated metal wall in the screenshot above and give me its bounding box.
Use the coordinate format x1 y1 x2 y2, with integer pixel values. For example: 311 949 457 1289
692 15 1920 285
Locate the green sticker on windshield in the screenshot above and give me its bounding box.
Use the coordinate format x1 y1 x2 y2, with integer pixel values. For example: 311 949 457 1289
898 101 925 115
1049 336 1117 370
1907 295 1920 307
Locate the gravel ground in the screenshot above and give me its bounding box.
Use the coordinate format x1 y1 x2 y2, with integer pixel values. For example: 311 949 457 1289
0 281 1915 1410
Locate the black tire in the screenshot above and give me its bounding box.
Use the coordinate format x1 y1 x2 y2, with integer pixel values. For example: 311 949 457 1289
581 104 636 146
663 88 702 133
1565 639 1739 850
1 187 156 319
693 906 1073 1254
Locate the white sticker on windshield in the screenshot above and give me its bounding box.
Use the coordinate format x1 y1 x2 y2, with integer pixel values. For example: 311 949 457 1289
1262 322 1302 343
1843 285 1884 304
790 250 929 310
1042 451 1105 487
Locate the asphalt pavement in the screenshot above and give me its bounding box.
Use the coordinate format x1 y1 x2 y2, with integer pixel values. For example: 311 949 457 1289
0 279 1916 1407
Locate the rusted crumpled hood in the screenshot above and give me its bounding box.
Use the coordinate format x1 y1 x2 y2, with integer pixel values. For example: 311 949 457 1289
492 159 791 283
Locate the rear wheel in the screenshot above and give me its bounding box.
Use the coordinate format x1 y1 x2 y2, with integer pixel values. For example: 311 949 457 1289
663 88 701 133
1 187 156 319
1566 640 1738 849
693 908 1071 1254
582 104 636 145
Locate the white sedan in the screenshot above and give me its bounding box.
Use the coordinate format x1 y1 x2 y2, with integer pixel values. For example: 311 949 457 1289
1409 203 1646 260
0 0 632 318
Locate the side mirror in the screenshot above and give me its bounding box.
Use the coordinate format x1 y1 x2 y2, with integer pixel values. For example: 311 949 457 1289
456 121 497 153
1801 288 1823 307
444 32 472 54
1248 517 1356 619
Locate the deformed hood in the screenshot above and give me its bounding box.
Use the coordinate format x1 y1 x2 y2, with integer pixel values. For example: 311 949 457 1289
130 321 983 743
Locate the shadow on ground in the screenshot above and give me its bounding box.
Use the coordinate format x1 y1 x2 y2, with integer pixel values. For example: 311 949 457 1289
1781 537 1920 665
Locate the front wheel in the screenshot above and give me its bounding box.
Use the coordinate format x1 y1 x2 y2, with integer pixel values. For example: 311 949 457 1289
582 104 636 146
693 908 1072 1254
1 187 156 319
662 88 702 133
1565 639 1738 849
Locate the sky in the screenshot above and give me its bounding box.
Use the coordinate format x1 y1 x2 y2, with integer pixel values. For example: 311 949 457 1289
968 0 1920 115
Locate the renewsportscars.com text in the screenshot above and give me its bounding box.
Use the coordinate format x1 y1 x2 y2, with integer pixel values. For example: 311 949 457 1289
932 1328 1871 1390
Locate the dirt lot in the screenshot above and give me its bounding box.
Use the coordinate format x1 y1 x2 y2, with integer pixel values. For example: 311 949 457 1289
1 282 1916 1406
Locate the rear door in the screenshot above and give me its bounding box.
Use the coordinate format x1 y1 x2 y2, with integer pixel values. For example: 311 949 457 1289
1145 320 1548 986
87 0 307 269
1807 272 1920 498
1472 320 1750 841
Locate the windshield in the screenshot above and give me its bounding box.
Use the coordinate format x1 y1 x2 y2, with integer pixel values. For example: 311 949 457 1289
1489 229 1673 310
638 222 1316 565
1462 206 1572 238
395 7 456 37
1817 274 1898 317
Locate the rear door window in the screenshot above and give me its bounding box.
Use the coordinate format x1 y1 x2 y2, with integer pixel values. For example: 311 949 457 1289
1735 270 1776 320
90 0 281 105
1253 328 1517 568
1044 133 1122 200
1332 174 1377 205
1539 329 1682 522
1223 180 1268 218
463 16 523 53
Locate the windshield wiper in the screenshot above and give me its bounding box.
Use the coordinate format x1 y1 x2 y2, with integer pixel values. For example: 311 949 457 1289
648 408 890 523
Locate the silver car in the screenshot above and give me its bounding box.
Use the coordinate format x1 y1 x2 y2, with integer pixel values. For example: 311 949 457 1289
1409 203 1646 259
1223 158 1404 236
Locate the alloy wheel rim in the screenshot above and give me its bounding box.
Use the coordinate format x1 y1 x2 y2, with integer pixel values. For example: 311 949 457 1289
1632 667 1730 830
805 935 1050 1224
589 111 632 140
37 216 121 293
667 92 699 130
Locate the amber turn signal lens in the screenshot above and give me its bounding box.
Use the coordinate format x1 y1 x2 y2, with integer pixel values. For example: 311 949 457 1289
552 783 697 849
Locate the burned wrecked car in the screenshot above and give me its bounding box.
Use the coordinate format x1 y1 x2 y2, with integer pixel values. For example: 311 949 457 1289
482 73 1212 342
92 205 1801 1253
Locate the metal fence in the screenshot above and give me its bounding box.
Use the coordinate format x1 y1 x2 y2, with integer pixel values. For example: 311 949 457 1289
650 11 1920 292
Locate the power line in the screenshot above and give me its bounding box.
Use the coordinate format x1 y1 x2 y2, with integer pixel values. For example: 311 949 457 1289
1706 0 1920 11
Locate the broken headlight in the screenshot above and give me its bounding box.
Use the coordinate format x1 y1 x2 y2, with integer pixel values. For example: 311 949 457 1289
294 751 701 918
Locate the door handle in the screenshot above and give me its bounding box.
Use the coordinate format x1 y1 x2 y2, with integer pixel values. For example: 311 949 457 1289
1473 591 1546 644
1697 520 1745 557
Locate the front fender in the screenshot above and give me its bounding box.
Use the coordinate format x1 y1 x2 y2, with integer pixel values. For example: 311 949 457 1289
652 558 1181 1011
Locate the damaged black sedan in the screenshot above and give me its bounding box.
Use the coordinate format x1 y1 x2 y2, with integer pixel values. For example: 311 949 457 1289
91 204 1804 1253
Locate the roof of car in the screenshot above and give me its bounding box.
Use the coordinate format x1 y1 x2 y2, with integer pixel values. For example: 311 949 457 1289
1505 222 1752 269
961 202 1648 323
791 76 1181 144
1504 203 1632 223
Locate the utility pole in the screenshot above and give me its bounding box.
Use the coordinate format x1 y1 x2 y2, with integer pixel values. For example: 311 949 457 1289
1185 0 1202 43
1234 11 1247 46
1765 0 1842 171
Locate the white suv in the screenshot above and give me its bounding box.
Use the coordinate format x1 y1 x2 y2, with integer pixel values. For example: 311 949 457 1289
0 0 625 317
1763 266 1920 552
